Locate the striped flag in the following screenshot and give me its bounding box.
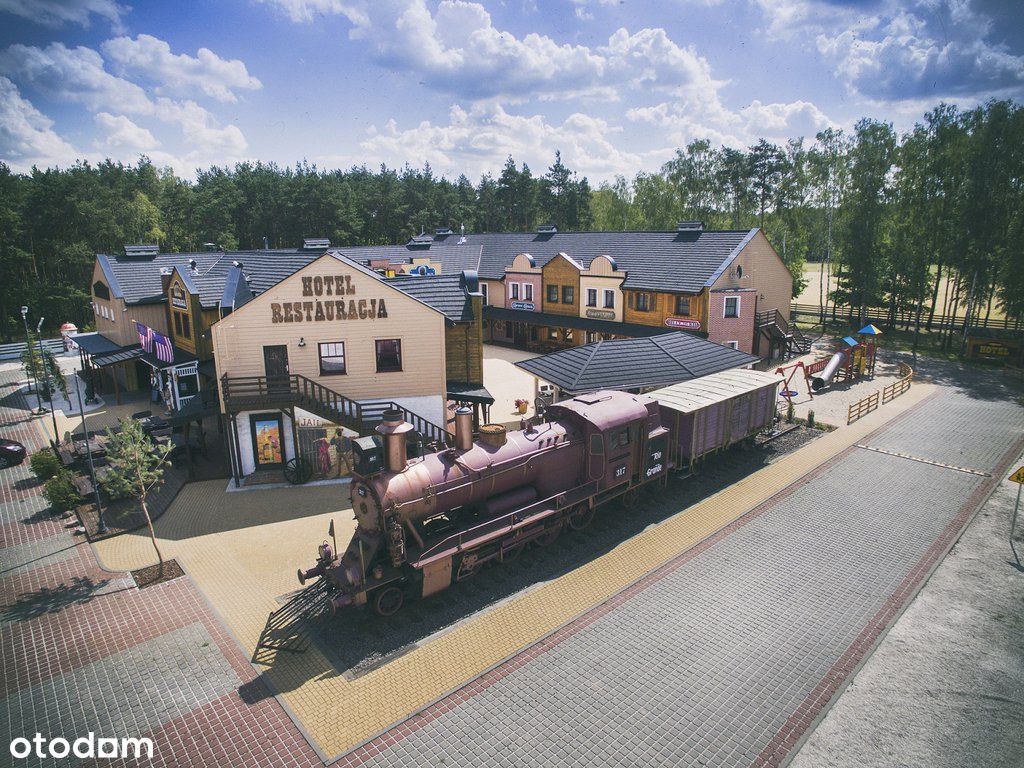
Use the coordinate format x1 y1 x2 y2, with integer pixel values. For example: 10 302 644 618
152 330 174 364
135 321 153 353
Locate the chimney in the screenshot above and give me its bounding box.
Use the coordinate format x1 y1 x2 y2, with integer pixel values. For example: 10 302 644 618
376 409 414 472
159 266 174 294
676 220 704 232
454 406 473 451
189 258 199 275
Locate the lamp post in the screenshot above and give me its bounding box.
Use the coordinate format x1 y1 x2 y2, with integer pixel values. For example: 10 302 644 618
75 370 106 534
20 306 43 413
36 317 59 444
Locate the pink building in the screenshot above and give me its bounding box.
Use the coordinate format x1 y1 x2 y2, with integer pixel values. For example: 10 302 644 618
707 288 756 354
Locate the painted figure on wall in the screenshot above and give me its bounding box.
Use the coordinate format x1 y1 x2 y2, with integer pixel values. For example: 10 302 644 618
255 419 283 464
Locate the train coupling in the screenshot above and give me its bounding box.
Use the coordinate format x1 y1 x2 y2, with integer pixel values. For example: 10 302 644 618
297 541 334 585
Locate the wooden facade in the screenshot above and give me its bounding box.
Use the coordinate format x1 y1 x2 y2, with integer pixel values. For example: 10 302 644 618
541 253 583 317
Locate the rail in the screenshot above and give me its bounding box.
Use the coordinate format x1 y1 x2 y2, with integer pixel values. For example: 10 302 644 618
847 362 913 424
221 373 452 446
792 303 1019 332
0 338 66 361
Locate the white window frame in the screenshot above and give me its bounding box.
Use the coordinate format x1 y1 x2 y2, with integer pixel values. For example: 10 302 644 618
603 289 615 309
480 282 489 305
725 340 739 350
724 295 740 318
586 288 598 307
524 283 534 301
510 282 520 301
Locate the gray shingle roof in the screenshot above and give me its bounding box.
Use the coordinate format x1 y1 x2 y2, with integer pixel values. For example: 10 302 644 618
515 332 757 394
383 274 475 323
432 229 759 292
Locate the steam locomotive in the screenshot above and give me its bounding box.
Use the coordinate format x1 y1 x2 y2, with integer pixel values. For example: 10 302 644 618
298 390 670 616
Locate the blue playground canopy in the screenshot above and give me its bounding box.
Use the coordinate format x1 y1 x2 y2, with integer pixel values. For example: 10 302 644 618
842 336 858 347
858 324 883 335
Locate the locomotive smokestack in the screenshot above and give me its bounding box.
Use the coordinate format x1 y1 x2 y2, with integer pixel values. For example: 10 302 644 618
376 409 414 472
454 406 473 451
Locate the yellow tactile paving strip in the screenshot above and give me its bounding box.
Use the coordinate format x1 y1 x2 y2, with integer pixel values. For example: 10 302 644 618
93 384 934 758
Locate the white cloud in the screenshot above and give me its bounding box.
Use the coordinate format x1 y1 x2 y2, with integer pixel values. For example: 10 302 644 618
102 35 263 103
94 112 159 150
337 102 652 180
0 41 249 171
0 0 127 30
0 76 81 171
260 0 723 103
739 99 836 137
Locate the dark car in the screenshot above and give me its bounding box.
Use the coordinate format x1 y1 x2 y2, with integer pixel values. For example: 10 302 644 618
0 438 27 468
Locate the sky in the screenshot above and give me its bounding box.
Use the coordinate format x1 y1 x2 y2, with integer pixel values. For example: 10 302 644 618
1 0 1023 183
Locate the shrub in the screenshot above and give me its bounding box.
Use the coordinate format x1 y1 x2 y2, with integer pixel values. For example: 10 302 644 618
786 400 795 424
807 410 816 429
42 470 79 514
29 449 60 481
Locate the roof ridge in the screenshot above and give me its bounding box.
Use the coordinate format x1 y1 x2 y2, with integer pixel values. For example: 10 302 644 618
650 333 696 378
569 340 604 391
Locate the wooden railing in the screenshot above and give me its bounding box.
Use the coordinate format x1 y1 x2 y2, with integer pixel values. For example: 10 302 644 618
792 303 1020 331
221 373 452 446
0 338 65 361
847 362 913 424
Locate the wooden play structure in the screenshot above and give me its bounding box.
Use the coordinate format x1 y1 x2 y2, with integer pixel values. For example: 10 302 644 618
776 325 880 403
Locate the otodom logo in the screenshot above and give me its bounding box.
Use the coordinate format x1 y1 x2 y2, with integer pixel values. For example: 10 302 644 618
10 733 154 760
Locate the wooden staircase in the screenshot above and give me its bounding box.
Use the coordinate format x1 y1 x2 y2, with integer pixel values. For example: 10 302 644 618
221 373 452 448
756 309 810 358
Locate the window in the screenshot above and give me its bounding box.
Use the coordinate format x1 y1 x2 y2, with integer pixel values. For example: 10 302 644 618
585 331 598 343
375 339 403 372
547 284 559 303
547 328 559 340
725 341 739 350
504 321 513 336
318 342 346 375
94 303 99 316
93 281 111 301
635 292 652 312
675 296 691 316
586 288 598 307
524 283 534 301
562 285 574 304
480 282 488 305
603 289 615 309
609 428 630 449
736 265 743 279
173 312 191 339
510 282 520 301
724 296 740 318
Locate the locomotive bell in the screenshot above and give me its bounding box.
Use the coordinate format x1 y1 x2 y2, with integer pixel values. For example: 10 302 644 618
376 409 415 472
454 406 473 451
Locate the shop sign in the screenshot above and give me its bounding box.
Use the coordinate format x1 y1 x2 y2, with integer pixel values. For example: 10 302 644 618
585 309 615 320
271 273 389 323
665 316 701 330
170 283 188 310
511 301 535 311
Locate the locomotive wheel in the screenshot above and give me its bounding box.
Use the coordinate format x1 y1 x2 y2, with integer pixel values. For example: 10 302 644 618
371 585 404 617
621 488 641 509
567 504 595 531
534 524 561 547
502 541 526 562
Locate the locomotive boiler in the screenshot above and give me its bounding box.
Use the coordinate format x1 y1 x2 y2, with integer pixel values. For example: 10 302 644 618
299 390 670 616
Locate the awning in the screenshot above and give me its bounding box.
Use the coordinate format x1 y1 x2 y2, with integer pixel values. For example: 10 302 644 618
446 381 495 405
71 332 122 357
138 346 199 370
484 305 694 339
92 345 145 367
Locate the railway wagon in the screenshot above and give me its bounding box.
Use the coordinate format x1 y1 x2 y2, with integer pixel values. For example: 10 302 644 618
650 369 781 473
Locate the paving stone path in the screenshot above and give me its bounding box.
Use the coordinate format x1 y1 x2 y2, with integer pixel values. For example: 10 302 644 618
2 361 1022 768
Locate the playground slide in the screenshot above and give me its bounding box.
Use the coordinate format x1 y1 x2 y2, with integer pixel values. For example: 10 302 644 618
811 351 847 391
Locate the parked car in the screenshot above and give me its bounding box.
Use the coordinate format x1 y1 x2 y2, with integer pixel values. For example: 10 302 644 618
0 438 27 468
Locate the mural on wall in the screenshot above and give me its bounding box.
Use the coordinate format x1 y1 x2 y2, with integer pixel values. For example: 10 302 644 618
296 413 358 479
253 415 284 466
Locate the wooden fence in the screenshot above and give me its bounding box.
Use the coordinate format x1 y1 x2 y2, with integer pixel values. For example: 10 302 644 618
848 362 914 425
792 303 1020 332
0 338 66 361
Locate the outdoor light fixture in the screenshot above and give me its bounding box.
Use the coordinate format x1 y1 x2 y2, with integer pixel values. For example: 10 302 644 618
298 337 306 347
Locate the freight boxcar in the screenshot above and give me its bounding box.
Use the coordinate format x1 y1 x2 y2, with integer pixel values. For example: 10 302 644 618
650 369 781 472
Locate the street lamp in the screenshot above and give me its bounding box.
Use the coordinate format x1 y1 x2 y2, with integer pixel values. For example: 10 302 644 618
37 316 60 444
20 306 43 413
75 370 106 534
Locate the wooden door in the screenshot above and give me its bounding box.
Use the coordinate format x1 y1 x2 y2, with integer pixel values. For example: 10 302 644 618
263 345 289 393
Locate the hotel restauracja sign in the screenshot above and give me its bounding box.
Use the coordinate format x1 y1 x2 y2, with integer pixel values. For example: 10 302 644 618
270 274 390 323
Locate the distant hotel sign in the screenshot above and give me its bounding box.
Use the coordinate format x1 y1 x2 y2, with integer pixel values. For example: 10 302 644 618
270 273 389 323
585 309 615 320
510 301 535 311
665 316 701 330
170 283 188 310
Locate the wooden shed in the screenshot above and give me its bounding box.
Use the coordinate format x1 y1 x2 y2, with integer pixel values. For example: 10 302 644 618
649 369 781 470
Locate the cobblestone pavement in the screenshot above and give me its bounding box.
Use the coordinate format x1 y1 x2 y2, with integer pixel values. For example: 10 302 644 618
0 365 320 768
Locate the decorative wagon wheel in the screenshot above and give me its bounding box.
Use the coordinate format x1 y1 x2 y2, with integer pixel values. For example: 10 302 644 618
284 457 313 485
371 585 405 617
567 503 596 531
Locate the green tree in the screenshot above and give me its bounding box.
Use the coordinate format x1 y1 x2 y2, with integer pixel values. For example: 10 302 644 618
101 419 174 576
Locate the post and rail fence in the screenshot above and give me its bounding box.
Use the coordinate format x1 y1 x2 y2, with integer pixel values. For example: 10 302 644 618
791 303 1020 332
847 362 914 425
0 338 66 362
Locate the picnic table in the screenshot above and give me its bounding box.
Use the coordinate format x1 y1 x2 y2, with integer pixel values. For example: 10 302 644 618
75 435 108 459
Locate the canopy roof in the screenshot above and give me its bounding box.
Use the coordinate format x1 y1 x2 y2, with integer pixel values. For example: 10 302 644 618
649 369 782 415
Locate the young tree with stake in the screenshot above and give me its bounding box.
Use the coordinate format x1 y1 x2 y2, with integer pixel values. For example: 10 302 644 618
101 419 174 576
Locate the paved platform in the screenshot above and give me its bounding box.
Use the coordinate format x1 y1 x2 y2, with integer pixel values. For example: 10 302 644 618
4 358 1023 767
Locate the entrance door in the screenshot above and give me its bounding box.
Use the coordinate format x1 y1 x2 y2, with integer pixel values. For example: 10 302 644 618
263 345 290 394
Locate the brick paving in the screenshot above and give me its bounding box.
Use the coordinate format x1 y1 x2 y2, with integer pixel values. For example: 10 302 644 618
3 357 1022 768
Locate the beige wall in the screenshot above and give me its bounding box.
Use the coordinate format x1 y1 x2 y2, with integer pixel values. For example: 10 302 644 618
579 255 625 322
481 279 504 307
712 230 793 321
212 254 447 410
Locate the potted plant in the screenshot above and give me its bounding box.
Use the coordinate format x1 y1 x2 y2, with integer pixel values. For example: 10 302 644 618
514 398 529 414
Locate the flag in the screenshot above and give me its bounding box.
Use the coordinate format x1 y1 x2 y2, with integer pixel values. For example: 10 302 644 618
153 330 174 364
328 520 335 538
135 321 153 353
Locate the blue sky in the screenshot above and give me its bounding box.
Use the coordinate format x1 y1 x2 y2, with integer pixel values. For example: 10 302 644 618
1 0 1022 182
